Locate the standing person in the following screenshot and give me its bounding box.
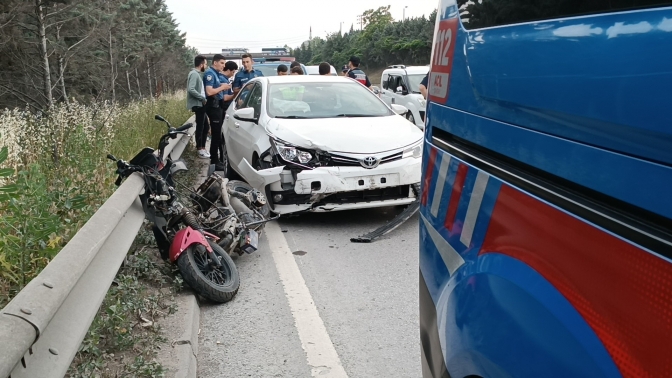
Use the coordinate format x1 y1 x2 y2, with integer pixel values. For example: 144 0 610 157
341 65 349 76
290 61 303 74
216 60 238 165
203 54 232 169
290 66 304 75
187 55 209 159
346 56 372 90
419 72 429 99
220 61 238 111
232 53 263 95
277 64 289 76
318 62 331 76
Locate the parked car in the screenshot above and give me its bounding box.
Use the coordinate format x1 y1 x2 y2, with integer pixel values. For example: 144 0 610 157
254 62 308 76
222 75 423 214
379 65 429 128
304 65 338 76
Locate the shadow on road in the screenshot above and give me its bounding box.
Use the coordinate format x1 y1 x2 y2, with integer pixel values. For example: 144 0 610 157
278 205 410 228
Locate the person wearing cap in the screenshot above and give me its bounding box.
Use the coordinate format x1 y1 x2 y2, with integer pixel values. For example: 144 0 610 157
341 65 349 76
232 53 264 95
346 56 372 90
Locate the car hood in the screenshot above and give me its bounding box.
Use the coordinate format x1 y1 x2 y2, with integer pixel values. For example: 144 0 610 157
264 115 423 154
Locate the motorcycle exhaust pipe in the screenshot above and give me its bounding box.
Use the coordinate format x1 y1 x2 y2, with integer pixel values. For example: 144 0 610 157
229 196 253 215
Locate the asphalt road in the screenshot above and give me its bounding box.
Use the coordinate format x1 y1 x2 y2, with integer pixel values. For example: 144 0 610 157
198 206 421 378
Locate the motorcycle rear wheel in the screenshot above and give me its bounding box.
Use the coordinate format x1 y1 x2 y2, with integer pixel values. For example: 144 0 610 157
177 239 240 303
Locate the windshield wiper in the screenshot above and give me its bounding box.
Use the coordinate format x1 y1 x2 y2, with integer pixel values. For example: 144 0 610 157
333 114 378 118
275 115 311 119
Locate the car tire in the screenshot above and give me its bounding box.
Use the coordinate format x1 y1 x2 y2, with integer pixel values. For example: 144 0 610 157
406 111 416 125
222 144 241 180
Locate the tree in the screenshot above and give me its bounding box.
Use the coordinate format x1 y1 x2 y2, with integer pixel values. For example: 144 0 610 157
291 6 435 71
0 0 191 110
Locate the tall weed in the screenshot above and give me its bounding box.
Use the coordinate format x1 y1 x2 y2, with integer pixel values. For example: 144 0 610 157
0 92 191 306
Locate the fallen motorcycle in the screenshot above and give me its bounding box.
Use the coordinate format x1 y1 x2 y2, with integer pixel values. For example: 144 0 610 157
108 115 272 302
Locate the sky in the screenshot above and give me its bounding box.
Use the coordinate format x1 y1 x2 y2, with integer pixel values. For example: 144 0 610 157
163 0 439 53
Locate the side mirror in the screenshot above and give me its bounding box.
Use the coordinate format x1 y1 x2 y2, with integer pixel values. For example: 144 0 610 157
396 86 409 95
233 107 257 122
391 104 409 115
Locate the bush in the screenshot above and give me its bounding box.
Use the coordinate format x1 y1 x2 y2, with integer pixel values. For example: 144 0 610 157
0 93 191 306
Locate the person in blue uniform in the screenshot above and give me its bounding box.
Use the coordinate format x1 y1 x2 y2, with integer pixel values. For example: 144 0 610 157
212 60 238 166
419 72 429 99
203 54 231 168
232 53 263 95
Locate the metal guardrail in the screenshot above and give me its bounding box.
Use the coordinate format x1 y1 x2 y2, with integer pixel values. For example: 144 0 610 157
0 118 195 378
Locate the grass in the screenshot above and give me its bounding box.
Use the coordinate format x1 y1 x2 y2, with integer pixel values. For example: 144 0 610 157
0 93 193 376
0 93 191 306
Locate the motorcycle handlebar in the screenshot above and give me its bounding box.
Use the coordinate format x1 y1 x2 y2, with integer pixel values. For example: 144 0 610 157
175 123 192 132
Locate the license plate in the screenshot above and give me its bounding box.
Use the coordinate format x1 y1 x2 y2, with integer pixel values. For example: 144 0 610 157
346 173 400 189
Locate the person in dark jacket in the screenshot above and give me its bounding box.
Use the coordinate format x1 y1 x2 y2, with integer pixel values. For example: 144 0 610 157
346 56 371 90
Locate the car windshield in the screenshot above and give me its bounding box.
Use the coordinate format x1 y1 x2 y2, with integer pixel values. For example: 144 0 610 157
267 81 393 119
254 64 291 77
406 74 427 94
304 66 319 75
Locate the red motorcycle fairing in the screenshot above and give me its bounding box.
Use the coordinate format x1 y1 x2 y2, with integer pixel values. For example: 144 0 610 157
169 227 219 263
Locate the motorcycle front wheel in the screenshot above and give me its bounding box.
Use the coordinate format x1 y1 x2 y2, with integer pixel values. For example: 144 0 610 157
177 239 240 303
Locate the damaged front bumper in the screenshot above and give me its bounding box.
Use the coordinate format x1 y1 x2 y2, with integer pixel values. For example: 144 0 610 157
237 157 421 214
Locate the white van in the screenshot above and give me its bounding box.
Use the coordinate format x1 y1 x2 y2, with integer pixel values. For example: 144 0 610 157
378 65 428 128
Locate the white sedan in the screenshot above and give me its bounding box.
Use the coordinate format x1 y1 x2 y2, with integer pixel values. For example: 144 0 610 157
222 75 423 214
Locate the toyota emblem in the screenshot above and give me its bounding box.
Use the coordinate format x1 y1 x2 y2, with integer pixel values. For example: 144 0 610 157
360 156 380 169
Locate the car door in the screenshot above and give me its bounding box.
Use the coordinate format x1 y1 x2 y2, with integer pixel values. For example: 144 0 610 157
387 75 404 105
379 73 393 105
227 83 267 173
224 83 255 170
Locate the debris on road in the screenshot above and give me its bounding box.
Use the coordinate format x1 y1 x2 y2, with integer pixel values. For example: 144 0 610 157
350 200 419 243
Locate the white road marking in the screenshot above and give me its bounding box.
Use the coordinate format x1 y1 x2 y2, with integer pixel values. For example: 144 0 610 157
265 222 349 378
460 171 489 247
430 153 451 218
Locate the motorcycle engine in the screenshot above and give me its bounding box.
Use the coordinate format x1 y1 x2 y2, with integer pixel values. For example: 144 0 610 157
191 176 221 212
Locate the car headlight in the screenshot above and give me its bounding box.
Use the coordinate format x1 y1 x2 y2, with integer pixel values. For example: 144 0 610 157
402 141 422 159
271 138 314 164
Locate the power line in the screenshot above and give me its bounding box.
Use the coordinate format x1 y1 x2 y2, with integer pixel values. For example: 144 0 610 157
192 38 308 50
187 34 308 43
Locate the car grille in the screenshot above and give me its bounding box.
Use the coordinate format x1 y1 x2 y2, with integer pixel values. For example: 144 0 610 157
326 151 403 167
318 185 411 205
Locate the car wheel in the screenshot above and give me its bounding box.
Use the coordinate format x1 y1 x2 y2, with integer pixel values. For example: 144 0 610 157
222 146 241 180
406 111 416 124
